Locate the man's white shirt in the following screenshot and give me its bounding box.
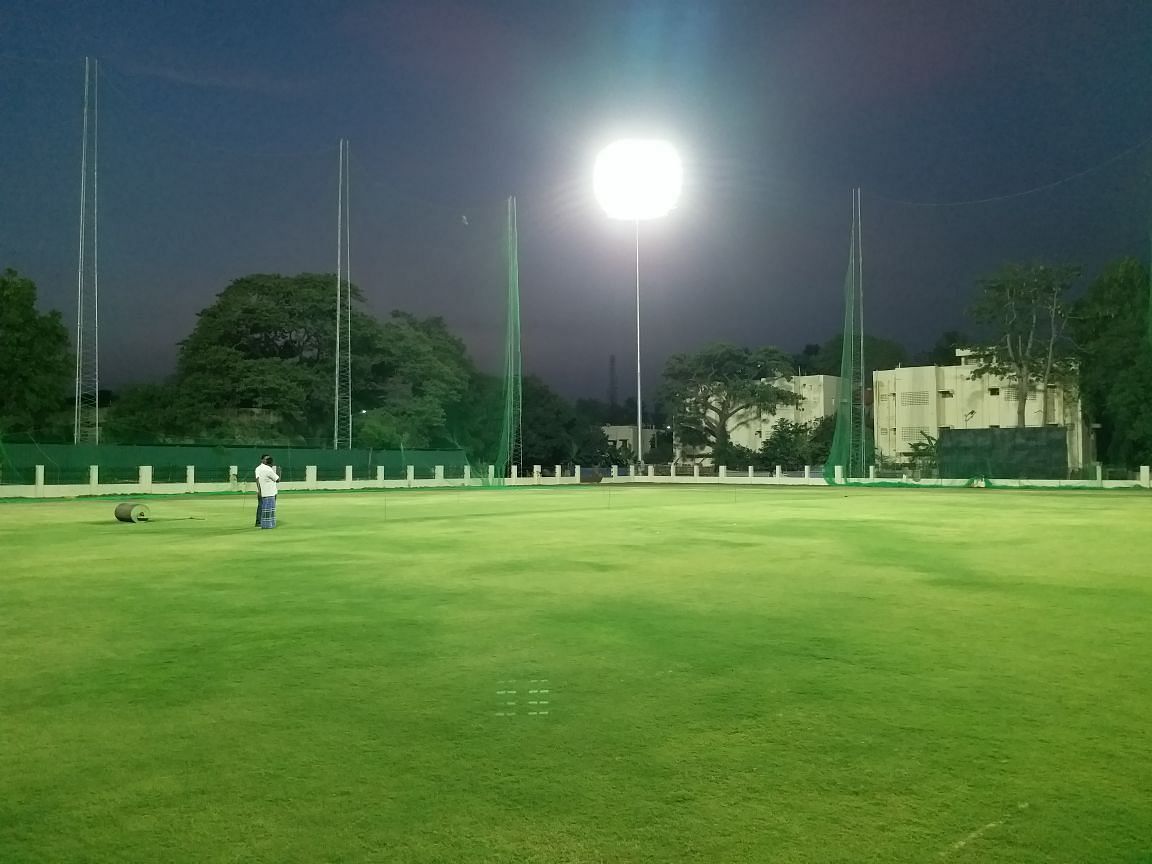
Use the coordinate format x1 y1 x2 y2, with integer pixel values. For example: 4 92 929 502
255 463 280 497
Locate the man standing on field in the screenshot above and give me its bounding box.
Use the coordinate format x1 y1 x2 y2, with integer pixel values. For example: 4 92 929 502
255 454 279 529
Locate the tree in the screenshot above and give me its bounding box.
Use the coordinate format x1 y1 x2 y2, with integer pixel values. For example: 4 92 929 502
754 415 835 471
915 330 968 366
172 273 387 442
1070 258 1152 466
757 419 812 471
807 415 836 466
356 312 472 449
519 376 608 468
791 343 822 375
573 397 632 426
811 333 908 379
108 273 479 448
905 432 938 477
661 342 797 459
0 269 73 438
967 263 1079 427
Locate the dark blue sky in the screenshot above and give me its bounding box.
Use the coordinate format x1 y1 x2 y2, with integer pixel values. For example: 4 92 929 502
3 0 1151 397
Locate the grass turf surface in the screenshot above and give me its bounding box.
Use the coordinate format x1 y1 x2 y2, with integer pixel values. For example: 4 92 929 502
2 485 1151 863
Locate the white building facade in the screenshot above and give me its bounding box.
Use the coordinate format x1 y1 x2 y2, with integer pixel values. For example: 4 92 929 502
872 351 1088 469
602 424 659 456
674 374 840 465
726 374 841 451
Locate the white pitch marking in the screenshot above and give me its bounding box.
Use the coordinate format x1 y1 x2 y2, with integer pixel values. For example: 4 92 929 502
939 804 1029 858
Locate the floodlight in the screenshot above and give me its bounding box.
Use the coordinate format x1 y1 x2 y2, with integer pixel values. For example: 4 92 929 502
593 140 682 221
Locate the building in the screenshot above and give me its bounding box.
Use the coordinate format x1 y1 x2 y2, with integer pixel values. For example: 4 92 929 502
675 374 841 463
872 350 1088 469
601 424 659 458
728 374 841 451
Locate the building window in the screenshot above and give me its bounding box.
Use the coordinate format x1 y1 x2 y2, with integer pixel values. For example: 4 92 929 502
899 391 930 406
939 390 954 398
988 387 1000 396
939 425 952 429
988 424 999 429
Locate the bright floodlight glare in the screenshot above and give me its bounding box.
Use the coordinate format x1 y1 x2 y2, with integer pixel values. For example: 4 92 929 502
594 139 682 220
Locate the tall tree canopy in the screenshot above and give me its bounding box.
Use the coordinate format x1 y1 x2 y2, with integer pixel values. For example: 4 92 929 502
0 269 73 438
914 330 968 366
1070 258 1152 466
810 333 908 379
174 273 383 439
104 271 609 463
356 312 472 449
661 342 796 461
968 263 1079 427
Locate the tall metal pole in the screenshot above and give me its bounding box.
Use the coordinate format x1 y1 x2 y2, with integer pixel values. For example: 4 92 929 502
73 57 100 444
857 188 865 474
332 139 353 449
634 219 643 465
344 140 352 449
74 57 90 443
333 140 343 449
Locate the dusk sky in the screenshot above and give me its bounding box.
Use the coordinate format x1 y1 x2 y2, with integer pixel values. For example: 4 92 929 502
3 0 1151 398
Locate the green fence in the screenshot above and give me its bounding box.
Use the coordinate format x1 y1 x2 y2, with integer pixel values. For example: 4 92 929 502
937 427 1070 481
0 443 466 486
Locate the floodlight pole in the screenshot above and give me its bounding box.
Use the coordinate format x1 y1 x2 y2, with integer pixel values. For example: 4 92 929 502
634 219 642 465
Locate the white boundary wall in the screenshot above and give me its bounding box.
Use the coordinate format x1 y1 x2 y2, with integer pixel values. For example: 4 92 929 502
2 463 1149 499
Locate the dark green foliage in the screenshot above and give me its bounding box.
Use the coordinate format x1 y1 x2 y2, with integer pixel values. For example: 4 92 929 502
519 376 608 468
661 342 797 459
574 397 633 426
711 441 758 470
755 416 835 471
356 312 471 449
914 330 968 366
1070 258 1152 466
905 431 939 476
756 419 811 471
810 333 908 379
968 263 1079 427
0 269 73 438
108 273 382 444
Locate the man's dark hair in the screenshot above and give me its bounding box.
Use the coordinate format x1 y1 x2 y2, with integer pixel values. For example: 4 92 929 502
261 453 272 463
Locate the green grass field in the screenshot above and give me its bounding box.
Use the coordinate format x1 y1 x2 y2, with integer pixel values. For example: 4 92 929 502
2 485 1150 863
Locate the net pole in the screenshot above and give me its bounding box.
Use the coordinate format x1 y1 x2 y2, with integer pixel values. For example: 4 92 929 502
91 58 100 444
333 140 343 449
73 57 90 444
857 188 865 474
513 198 523 474
344 140 352 449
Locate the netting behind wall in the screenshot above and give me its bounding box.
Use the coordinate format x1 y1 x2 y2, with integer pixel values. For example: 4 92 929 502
434 196 523 485
824 189 871 483
0 442 465 486
937 428 1068 481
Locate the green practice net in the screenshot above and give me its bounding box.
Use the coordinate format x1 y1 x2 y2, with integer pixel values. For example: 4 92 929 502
435 196 523 485
819 171 1152 489
824 190 872 483
0 442 465 488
